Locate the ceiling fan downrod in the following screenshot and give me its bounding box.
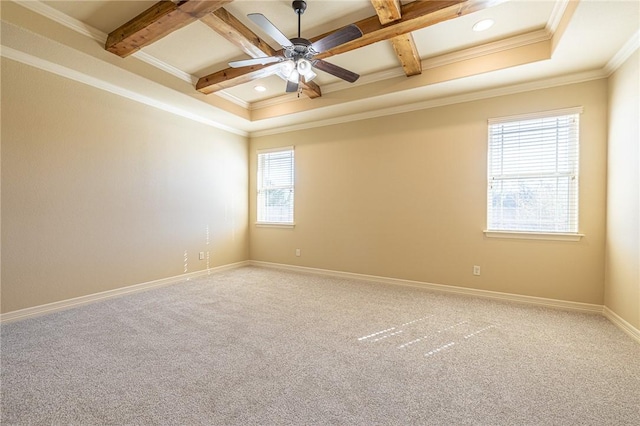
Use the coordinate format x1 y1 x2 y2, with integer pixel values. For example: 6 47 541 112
292 0 307 38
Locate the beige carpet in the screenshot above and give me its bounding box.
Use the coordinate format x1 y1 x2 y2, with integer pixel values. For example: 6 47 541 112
2 266 639 425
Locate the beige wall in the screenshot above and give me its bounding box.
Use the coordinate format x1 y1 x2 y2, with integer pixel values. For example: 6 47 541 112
250 80 608 304
1 58 249 313
605 50 640 329
1 55 621 313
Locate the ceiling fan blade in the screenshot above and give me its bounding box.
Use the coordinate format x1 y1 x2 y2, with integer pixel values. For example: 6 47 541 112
311 24 363 54
313 59 360 83
229 56 282 68
248 13 293 48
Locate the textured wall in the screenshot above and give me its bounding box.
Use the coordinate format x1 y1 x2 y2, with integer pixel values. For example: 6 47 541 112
605 50 640 329
1 58 249 313
250 80 608 305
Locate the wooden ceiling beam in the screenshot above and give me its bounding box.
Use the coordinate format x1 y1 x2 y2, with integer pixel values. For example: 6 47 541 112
196 0 504 95
300 81 322 99
106 0 233 57
390 33 422 76
371 0 402 24
200 8 277 58
196 61 322 99
196 63 280 94
314 0 468 59
371 0 422 77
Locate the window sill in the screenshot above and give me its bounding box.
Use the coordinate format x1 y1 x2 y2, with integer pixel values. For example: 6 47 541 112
256 222 295 229
483 230 584 241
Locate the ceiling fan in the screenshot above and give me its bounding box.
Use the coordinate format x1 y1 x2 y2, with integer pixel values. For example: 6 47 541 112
228 0 364 93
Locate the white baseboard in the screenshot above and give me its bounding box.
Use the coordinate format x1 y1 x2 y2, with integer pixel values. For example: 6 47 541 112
0 261 250 323
603 306 640 344
7 260 637 346
249 261 604 315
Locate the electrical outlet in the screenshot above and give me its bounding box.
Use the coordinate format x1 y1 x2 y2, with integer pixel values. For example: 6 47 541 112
473 265 481 276
295 248 301 257
199 252 205 260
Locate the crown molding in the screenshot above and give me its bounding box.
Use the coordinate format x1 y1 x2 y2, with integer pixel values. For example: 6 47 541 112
216 90 252 109
422 28 550 70
248 68 405 111
133 51 195 84
320 68 405 96
249 28 551 112
249 92 300 110
249 1 562 112
8 0 633 138
604 29 640 76
546 0 570 34
250 68 607 137
13 0 107 42
10 0 196 85
1 44 248 137
6 0 592 124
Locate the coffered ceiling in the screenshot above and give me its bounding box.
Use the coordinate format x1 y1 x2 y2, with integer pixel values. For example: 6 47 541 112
2 1 639 135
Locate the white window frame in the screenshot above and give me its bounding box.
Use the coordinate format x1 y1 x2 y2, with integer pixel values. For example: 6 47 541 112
256 146 295 227
484 107 584 241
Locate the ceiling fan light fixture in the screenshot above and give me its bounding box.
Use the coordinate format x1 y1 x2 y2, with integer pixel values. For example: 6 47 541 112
277 60 295 79
472 19 494 32
281 60 295 72
287 69 300 83
296 59 315 78
304 69 317 82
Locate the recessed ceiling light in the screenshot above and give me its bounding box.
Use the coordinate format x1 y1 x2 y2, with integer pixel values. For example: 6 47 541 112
254 85 267 92
472 19 494 32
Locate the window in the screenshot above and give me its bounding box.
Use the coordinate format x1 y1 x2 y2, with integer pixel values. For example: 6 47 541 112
257 146 295 225
487 108 581 235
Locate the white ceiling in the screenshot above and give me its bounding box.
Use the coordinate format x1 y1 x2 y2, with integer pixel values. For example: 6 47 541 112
4 0 640 135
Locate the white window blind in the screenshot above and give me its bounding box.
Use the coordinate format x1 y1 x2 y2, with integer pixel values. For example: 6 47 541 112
257 147 294 224
487 108 581 233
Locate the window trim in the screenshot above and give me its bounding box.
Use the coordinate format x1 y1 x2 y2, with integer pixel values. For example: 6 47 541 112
255 222 295 228
483 230 584 241
487 106 584 125
256 146 295 227
485 106 583 239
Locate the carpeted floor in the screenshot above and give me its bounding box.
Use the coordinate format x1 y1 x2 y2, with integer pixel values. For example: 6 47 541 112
2 266 639 425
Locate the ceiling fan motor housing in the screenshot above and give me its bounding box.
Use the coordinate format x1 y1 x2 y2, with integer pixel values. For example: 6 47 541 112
292 0 307 15
286 37 315 60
